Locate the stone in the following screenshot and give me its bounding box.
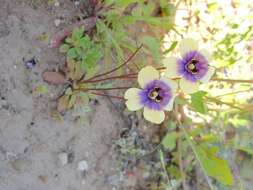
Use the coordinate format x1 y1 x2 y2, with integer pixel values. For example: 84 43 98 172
58 152 68 166
77 160 89 172
54 19 61 27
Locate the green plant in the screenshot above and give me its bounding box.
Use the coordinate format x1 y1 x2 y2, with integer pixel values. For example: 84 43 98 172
43 1 253 189
95 0 176 66
59 27 102 79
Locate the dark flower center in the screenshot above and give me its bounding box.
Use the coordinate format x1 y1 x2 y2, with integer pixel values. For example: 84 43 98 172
186 58 198 74
148 87 163 103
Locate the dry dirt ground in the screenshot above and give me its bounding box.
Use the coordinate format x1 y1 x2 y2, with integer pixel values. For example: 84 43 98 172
0 1 126 189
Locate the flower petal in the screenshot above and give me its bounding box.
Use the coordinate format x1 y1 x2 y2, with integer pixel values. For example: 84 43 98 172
125 98 143 111
200 66 215 83
164 96 175 111
143 107 165 124
138 66 159 88
179 78 199 94
160 77 178 94
124 88 141 99
199 49 212 62
179 38 198 56
163 56 180 78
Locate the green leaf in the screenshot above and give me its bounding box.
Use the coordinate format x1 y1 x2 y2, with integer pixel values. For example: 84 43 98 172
190 91 207 114
196 146 233 185
236 147 253 156
59 44 70 53
80 37 90 49
65 37 73 44
163 41 178 54
162 131 177 150
68 95 76 109
112 0 139 7
167 121 177 130
67 48 78 59
33 85 48 95
72 27 84 40
182 127 233 186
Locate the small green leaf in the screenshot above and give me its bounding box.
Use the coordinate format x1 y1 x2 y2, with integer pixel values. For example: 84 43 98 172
167 121 177 129
162 131 177 150
67 48 78 59
72 27 84 40
80 37 90 49
237 147 253 156
33 85 48 95
65 37 73 44
68 95 76 109
59 44 70 53
196 146 233 185
190 91 207 114
163 41 178 54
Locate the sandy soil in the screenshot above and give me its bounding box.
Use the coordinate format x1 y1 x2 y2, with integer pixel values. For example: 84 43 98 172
0 1 126 189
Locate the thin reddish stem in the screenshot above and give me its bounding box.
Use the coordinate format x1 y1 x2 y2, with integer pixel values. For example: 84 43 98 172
78 86 131 91
83 45 143 82
82 66 166 84
85 74 137 83
90 92 124 100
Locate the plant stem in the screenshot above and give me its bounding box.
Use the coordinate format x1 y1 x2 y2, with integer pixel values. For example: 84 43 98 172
78 86 131 91
175 102 214 190
83 45 142 82
159 149 173 189
206 96 243 111
180 125 215 190
90 92 124 100
178 137 188 190
83 74 137 83
212 78 253 83
214 89 252 97
81 66 166 84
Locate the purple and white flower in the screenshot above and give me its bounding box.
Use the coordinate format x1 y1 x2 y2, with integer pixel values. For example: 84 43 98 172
124 66 178 124
163 38 215 94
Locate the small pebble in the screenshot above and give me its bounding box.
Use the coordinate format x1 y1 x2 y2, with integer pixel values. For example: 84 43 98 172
54 19 61 27
54 1 60 7
38 175 49 183
58 152 68 165
77 160 89 172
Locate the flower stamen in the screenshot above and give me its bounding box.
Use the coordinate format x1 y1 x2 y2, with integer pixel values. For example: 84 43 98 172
149 87 163 103
186 58 198 74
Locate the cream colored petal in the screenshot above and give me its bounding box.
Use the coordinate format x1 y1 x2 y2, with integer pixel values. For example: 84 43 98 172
163 56 180 78
143 107 165 124
124 88 141 100
179 78 199 94
199 49 212 62
164 96 175 111
125 98 143 111
138 66 159 88
200 66 215 83
160 77 178 94
179 38 198 56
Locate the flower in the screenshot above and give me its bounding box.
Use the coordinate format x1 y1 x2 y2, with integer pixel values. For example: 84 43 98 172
124 66 178 124
163 38 215 94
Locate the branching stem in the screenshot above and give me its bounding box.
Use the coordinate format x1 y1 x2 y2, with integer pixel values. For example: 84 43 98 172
212 78 253 83
90 92 124 100
82 45 143 83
